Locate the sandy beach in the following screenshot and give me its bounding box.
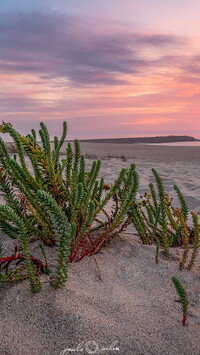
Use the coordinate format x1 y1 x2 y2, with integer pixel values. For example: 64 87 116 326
79 143 200 213
0 143 200 355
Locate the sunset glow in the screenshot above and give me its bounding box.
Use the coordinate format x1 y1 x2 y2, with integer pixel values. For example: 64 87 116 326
1 1 200 138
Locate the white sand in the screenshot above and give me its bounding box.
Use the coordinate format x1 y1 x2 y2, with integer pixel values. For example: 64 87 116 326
0 144 200 355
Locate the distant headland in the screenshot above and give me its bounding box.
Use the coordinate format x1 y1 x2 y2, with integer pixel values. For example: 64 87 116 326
79 135 200 144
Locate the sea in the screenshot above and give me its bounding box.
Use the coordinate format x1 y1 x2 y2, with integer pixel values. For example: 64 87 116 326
145 141 200 146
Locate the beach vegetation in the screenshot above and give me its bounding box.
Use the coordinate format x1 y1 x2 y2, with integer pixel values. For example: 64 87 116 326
0 121 139 292
131 169 200 268
0 204 41 293
0 121 199 293
172 276 189 326
188 212 200 269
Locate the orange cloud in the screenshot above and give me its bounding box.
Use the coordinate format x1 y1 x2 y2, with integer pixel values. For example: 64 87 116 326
1 12 200 138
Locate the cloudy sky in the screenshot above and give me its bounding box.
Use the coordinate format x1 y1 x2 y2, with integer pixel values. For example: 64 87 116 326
1 0 200 138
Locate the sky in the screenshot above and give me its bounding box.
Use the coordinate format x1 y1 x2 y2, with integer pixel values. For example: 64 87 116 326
1 1 200 139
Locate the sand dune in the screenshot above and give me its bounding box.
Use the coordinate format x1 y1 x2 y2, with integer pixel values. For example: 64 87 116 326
1 233 199 355
0 144 200 355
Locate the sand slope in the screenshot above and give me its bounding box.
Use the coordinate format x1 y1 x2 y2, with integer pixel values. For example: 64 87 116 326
0 144 200 354
0 234 200 355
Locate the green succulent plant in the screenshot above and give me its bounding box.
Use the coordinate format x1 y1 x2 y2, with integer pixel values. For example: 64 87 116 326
172 276 189 326
0 204 41 293
0 121 139 291
131 168 199 268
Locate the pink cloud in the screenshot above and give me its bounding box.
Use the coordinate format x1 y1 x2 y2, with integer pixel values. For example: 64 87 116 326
0 12 200 138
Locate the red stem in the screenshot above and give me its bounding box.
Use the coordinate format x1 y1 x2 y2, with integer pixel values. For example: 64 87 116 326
69 239 85 262
80 240 87 258
87 232 93 245
69 232 95 262
182 313 187 326
75 238 104 261
0 254 47 271
91 238 106 255
75 250 89 262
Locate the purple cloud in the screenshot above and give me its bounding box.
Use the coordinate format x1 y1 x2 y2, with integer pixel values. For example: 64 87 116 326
0 12 184 85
